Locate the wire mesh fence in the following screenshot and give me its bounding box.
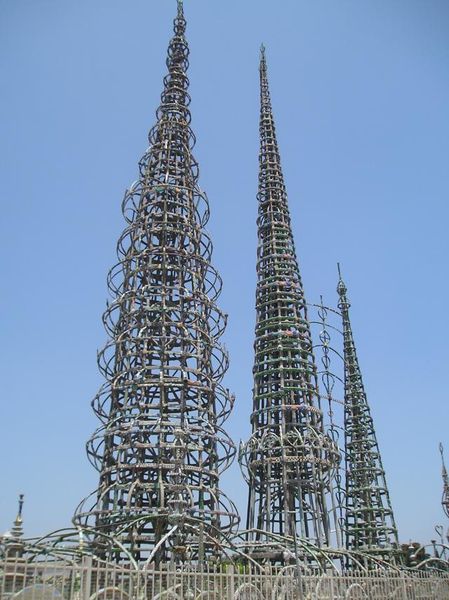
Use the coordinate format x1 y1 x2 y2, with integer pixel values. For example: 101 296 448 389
2 558 449 600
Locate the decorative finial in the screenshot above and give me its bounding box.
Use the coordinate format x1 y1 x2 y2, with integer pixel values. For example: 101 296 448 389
336 263 347 296
9 493 25 545
177 0 184 16
440 443 448 475
260 43 266 58
18 494 24 519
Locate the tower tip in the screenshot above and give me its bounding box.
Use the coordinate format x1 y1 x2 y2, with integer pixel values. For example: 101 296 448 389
260 44 267 67
440 443 446 464
336 263 347 295
259 45 268 78
177 0 184 16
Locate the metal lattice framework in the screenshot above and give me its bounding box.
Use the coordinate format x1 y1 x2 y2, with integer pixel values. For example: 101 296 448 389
337 267 400 564
73 0 239 564
239 47 340 562
3 557 449 600
3 1 449 587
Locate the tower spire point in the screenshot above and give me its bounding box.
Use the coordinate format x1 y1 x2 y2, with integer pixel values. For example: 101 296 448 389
9 494 25 544
176 0 184 19
440 443 449 518
336 262 347 295
17 494 24 520
259 45 267 78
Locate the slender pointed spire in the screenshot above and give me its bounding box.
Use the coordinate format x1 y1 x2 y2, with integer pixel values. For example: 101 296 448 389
439 443 449 519
74 2 239 564
14 494 24 537
337 267 400 563
240 48 339 560
2 495 25 559
11 494 24 539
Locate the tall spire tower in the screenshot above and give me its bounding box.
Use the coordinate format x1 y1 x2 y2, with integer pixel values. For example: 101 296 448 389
74 1 239 563
337 267 400 563
240 48 339 560
2 495 25 559
439 443 449 519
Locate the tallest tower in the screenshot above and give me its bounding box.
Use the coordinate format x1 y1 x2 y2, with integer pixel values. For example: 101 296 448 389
74 1 238 564
240 48 339 560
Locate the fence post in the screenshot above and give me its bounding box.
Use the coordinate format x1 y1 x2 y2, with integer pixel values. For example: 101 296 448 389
400 572 408 600
226 564 235 600
81 555 93 600
329 574 335 600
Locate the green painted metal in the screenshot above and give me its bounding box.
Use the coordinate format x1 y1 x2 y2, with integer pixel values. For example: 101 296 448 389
239 48 339 562
337 266 400 564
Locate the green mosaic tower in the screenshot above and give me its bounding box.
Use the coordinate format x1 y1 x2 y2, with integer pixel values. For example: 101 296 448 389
239 48 339 561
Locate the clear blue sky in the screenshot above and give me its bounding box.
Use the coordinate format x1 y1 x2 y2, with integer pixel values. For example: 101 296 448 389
1 0 448 547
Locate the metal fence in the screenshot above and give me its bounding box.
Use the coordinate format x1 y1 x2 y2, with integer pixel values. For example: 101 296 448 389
2 558 449 600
